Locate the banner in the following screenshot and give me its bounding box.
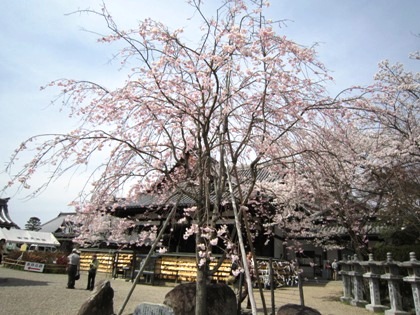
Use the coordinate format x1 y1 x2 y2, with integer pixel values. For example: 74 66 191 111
24 261 45 273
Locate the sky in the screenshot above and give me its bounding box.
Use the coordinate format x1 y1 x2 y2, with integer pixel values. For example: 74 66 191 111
0 0 419 229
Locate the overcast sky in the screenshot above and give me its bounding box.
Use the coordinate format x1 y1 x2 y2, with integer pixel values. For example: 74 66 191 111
1 0 419 229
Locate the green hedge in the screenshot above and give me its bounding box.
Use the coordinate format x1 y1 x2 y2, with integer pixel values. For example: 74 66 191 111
6 250 68 264
372 244 420 262
4 250 68 274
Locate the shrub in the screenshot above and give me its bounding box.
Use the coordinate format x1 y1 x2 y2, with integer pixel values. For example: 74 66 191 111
5 250 68 266
372 244 420 262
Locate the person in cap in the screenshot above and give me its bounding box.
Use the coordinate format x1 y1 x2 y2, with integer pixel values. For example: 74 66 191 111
0 239 6 264
66 248 80 289
86 253 99 290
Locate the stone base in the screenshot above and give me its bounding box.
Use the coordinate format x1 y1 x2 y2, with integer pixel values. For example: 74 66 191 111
277 304 321 315
384 310 409 315
134 303 174 315
350 299 368 307
365 304 388 313
340 296 352 303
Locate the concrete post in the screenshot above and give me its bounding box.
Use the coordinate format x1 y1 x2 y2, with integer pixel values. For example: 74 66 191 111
381 252 408 315
339 255 352 303
401 252 420 315
361 253 388 312
348 254 368 307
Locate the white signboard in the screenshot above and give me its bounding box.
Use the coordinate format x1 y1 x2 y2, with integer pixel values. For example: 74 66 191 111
24 261 45 273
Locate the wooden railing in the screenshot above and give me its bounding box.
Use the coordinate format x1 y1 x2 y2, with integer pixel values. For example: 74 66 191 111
2 257 67 274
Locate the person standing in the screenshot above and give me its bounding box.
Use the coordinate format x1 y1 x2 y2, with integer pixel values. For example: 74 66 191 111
86 254 99 290
324 260 332 280
331 259 338 281
17 242 28 260
20 242 28 252
0 239 6 264
67 249 80 289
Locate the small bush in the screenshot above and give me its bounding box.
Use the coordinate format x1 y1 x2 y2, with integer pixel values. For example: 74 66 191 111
372 245 420 262
6 250 68 266
6 250 23 260
4 250 69 274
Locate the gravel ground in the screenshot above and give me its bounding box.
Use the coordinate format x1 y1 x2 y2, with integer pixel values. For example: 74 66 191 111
0 265 374 315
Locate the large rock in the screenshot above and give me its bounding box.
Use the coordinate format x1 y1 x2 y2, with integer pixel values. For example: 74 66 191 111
163 282 237 315
277 303 321 315
77 280 114 315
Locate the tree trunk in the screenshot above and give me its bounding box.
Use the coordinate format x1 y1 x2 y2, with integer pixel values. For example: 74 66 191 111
117 201 179 315
195 264 208 315
225 161 257 314
195 226 208 315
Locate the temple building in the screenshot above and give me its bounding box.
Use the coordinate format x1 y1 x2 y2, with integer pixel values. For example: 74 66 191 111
0 198 19 229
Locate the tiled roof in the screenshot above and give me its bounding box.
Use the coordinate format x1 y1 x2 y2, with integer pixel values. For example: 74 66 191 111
124 193 196 208
120 166 284 209
40 212 76 233
0 198 19 229
39 212 78 237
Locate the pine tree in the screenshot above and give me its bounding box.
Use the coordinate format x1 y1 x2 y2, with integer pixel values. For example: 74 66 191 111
25 217 41 231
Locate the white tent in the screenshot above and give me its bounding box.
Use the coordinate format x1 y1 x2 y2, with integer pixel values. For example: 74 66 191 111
0 228 60 247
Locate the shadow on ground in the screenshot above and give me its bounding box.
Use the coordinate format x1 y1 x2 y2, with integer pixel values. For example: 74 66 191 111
300 280 329 287
319 294 341 303
0 277 49 287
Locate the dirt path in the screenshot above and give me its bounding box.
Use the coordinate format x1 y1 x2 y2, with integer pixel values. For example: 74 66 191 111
0 266 373 314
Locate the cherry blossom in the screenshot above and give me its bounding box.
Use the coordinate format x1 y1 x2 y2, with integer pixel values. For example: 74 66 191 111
3 1 386 314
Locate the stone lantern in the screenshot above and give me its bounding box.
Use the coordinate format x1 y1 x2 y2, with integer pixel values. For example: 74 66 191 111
348 254 368 307
360 253 388 312
381 252 408 315
401 252 420 315
339 255 352 303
